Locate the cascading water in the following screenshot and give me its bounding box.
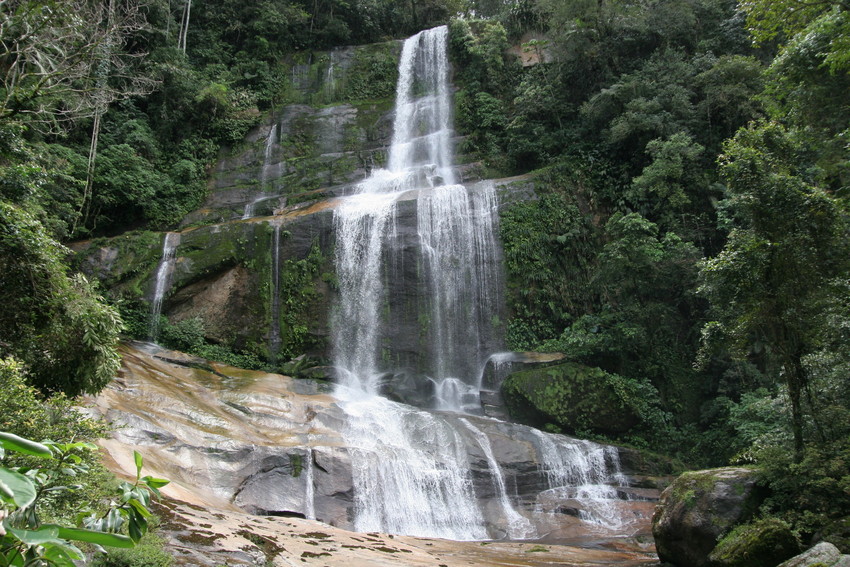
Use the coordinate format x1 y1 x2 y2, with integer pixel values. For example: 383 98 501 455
530 429 629 530
331 25 500 539
460 418 535 539
149 232 180 341
304 448 316 521
328 25 631 541
243 124 279 219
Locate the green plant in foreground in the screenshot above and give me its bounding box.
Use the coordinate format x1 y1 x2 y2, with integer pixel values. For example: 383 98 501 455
0 431 168 566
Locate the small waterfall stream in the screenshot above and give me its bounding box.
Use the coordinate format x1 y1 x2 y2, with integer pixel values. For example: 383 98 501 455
243 123 279 219
304 447 316 521
148 232 180 340
460 418 535 539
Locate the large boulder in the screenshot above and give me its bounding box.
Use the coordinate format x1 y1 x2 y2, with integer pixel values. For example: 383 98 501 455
652 467 766 567
501 362 642 435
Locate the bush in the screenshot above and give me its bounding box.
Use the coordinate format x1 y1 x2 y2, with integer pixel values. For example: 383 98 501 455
91 532 173 567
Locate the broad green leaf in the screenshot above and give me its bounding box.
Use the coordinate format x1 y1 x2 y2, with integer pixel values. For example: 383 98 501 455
8 525 60 545
5 549 24 567
0 468 37 508
133 451 143 476
54 526 135 548
128 514 143 542
128 498 152 519
140 476 170 489
0 433 52 458
42 541 85 564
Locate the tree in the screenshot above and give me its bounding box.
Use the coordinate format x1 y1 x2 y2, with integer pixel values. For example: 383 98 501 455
0 0 157 133
699 122 848 459
0 202 123 396
740 0 849 45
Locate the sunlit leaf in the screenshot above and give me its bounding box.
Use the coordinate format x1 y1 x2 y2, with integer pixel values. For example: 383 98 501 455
0 432 52 458
133 451 143 476
0 468 37 508
54 526 135 548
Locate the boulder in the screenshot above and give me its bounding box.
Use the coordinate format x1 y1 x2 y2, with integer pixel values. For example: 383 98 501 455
501 362 641 435
652 467 765 567
777 542 842 567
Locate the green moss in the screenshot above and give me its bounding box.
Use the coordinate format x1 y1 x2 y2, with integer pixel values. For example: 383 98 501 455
707 518 800 567
501 361 644 436
91 530 173 567
526 545 549 553
74 230 165 300
290 453 303 477
272 240 328 361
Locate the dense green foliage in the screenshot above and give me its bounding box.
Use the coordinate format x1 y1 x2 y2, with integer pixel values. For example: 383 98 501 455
0 431 168 567
501 362 665 440
0 199 123 396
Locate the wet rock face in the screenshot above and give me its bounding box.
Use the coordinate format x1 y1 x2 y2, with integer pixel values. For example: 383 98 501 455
92 342 662 542
652 467 766 567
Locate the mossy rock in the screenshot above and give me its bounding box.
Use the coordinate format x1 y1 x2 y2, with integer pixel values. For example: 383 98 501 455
652 467 767 567
708 518 801 567
500 362 640 435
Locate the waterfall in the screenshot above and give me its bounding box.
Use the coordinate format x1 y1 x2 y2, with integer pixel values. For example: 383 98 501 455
269 222 282 361
328 25 629 541
530 429 628 530
148 232 180 341
324 50 337 100
419 181 502 394
304 448 316 521
332 26 499 538
341 395 486 540
243 124 278 219
459 418 535 539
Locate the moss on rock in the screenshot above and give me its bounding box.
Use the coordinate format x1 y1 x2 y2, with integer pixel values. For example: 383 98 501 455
653 467 767 567
708 518 801 567
500 361 642 435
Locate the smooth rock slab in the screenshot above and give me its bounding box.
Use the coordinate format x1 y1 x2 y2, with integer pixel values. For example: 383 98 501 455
154 498 659 567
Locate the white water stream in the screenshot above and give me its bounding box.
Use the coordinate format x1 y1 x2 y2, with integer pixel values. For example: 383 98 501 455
148 232 180 340
304 447 316 521
328 25 630 540
243 123 279 219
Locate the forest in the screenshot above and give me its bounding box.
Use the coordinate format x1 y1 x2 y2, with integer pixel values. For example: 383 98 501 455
1 0 849 564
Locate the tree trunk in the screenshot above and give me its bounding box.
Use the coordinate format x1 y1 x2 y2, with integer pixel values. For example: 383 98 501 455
81 111 102 230
178 0 191 53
